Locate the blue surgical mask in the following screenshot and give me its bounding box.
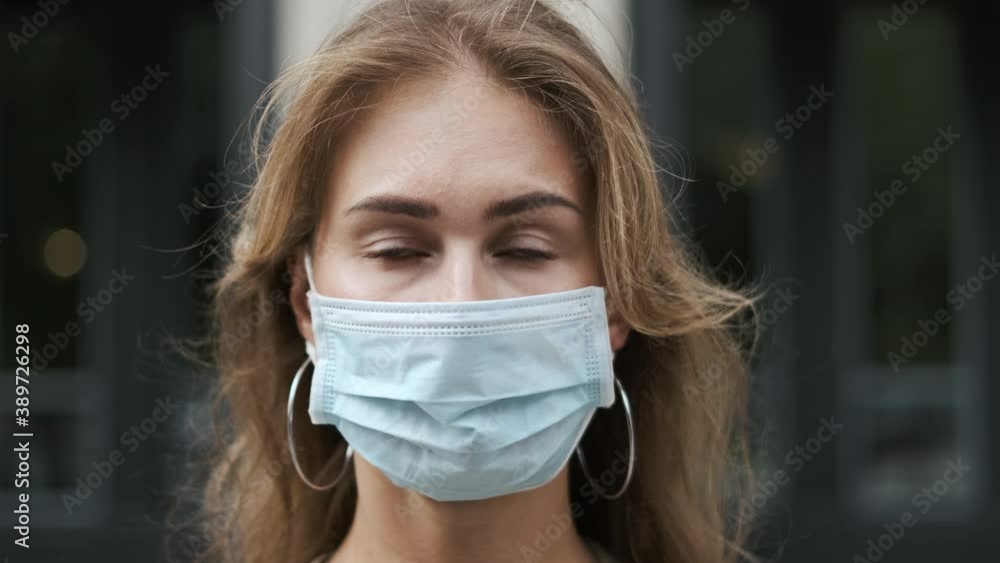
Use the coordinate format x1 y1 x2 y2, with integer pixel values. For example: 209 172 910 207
303 253 616 501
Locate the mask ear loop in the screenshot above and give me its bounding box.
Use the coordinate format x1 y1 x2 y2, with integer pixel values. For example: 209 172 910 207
575 376 635 500
287 357 354 491
303 250 319 357
303 251 318 292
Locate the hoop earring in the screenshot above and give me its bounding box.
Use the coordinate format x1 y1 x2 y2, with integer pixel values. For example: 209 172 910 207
575 376 635 500
287 357 354 491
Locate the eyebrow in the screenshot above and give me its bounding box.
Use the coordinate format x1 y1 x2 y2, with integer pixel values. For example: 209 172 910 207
343 190 583 221
344 195 439 219
483 191 583 221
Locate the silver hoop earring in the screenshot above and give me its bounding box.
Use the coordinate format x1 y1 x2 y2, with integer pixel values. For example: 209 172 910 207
287 357 354 491
575 376 635 500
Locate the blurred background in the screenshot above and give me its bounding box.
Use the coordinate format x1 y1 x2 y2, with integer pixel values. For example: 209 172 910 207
1 0 997 561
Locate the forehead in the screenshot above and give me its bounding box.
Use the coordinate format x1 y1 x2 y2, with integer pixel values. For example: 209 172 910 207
323 72 590 215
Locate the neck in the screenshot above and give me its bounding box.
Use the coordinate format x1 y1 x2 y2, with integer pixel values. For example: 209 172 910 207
330 455 593 563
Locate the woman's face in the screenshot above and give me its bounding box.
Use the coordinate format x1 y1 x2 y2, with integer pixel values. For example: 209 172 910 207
292 70 629 350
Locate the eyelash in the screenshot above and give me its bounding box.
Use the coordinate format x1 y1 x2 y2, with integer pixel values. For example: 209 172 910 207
363 247 556 263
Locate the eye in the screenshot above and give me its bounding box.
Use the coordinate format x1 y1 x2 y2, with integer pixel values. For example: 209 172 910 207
363 247 430 262
494 248 557 261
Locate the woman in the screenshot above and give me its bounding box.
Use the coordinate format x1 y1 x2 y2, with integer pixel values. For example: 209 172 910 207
195 1 756 562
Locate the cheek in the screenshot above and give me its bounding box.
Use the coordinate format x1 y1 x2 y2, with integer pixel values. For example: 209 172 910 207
571 252 603 287
562 229 602 286
317 255 395 300
310 236 375 299
509 255 601 296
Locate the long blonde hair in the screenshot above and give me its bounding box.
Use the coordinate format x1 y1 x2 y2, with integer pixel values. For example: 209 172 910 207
183 1 758 562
